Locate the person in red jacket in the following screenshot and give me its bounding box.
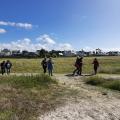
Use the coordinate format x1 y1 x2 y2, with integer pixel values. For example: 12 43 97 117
92 58 99 75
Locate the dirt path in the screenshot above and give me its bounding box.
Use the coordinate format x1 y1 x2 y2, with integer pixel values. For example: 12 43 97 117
39 74 120 120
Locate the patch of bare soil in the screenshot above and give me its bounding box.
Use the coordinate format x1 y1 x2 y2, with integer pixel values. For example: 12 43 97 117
39 74 120 120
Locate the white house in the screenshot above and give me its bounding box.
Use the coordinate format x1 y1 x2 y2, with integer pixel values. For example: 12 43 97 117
0 49 11 56
108 51 120 56
63 50 76 57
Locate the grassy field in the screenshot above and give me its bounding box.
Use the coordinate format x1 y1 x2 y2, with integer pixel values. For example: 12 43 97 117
0 74 73 120
0 56 120 74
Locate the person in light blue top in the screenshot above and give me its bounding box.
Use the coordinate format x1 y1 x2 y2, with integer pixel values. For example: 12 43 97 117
47 57 54 76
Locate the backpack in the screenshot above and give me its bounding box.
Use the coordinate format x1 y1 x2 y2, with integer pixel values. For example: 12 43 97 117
6 63 11 68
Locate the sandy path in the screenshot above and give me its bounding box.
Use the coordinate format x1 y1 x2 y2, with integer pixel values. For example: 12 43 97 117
39 74 120 120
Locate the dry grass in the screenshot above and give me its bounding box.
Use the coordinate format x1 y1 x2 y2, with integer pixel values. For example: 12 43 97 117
0 74 68 120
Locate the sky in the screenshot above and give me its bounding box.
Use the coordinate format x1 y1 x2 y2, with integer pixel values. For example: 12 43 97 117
0 0 120 51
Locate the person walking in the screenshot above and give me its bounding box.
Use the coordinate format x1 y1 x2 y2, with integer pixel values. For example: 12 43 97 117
78 57 83 75
73 56 80 76
41 57 47 73
92 58 99 75
47 57 54 76
1 61 6 75
5 60 12 75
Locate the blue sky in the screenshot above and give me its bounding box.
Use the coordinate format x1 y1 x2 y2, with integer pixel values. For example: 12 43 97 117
0 0 120 51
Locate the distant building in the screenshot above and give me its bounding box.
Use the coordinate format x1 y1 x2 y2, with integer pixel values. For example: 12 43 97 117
108 51 120 56
12 50 21 56
76 49 85 57
0 49 11 56
27 52 38 57
59 53 63 56
21 50 38 57
22 50 29 56
63 50 76 57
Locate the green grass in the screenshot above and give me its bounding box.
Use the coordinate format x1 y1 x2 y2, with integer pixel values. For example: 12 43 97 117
85 76 120 91
0 74 65 120
6 74 57 88
0 74 79 119
0 56 120 74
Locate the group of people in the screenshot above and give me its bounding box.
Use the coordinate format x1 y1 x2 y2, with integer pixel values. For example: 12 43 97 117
41 57 54 76
1 57 99 76
73 56 99 76
41 56 99 76
0 60 12 75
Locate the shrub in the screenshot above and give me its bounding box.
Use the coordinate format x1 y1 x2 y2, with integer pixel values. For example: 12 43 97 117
85 76 120 91
103 80 120 91
85 76 105 85
8 74 57 88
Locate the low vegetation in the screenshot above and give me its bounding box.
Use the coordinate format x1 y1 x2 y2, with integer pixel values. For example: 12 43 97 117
85 76 120 91
0 74 68 120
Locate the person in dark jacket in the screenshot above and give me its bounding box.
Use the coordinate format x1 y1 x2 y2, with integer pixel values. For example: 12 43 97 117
5 60 12 75
78 57 83 75
41 57 47 73
92 58 99 75
73 56 80 76
73 56 83 76
47 57 54 76
1 61 6 75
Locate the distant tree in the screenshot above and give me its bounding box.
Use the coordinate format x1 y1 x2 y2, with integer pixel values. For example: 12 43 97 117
38 49 48 58
50 50 63 57
52 53 57 58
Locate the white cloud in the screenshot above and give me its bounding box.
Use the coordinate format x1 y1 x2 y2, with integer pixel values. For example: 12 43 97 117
0 21 33 29
37 34 56 45
83 46 120 52
58 43 73 51
101 48 120 52
9 38 44 51
0 34 74 51
83 46 94 51
16 23 32 29
0 28 6 34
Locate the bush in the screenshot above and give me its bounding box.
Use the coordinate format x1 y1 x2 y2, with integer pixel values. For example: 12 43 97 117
103 80 120 91
85 76 120 91
86 76 105 85
0 74 57 88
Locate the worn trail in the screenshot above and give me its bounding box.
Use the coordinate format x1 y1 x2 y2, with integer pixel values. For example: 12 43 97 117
39 74 120 120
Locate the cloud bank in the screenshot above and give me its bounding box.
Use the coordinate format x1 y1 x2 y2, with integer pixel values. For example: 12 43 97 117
0 34 73 51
